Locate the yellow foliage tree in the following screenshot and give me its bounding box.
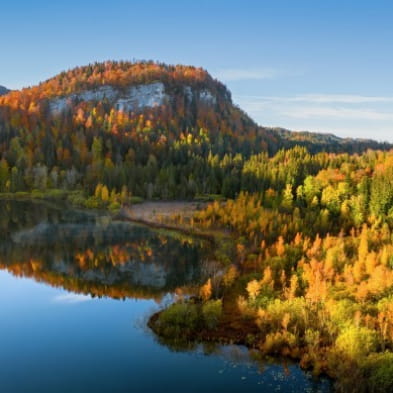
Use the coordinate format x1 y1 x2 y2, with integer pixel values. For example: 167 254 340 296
101 185 109 201
200 278 212 301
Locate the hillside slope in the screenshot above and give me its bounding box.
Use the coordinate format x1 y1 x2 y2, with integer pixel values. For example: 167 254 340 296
1 61 389 155
0 61 282 155
0 61 391 200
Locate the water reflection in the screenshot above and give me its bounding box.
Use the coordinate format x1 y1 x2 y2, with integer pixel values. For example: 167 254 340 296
0 200 214 300
0 200 332 392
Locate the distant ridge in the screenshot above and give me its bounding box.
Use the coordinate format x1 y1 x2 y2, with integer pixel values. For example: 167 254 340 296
271 127 392 154
0 86 9 96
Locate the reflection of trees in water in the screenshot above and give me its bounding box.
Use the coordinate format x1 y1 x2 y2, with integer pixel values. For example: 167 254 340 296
153 337 331 391
0 200 215 300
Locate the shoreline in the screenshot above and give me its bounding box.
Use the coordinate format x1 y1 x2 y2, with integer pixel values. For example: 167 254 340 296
1 196 333 387
147 304 334 385
115 201 221 241
0 194 227 242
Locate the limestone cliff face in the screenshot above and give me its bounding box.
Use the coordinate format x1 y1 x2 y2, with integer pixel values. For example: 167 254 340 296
48 82 217 114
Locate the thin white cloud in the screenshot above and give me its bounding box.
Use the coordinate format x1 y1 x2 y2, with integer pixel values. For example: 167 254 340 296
238 94 393 104
214 68 279 81
281 106 393 121
236 94 393 120
298 94 393 104
52 293 92 304
234 93 393 142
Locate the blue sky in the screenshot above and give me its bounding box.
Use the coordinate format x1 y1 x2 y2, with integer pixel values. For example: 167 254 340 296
1 0 393 141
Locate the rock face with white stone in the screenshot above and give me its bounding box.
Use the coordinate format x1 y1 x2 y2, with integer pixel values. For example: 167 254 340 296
199 89 217 105
48 82 168 114
47 82 218 114
115 82 167 112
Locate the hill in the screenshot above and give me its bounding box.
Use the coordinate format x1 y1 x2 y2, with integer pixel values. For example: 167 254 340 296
0 61 280 154
1 61 389 155
0 60 391 200
272 127 392 154
0 86 9 96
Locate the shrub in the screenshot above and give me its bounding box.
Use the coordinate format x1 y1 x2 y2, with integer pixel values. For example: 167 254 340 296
261 298 308 333
362 352 393 393
157 302 199 336
327 299 360 331
251 284 275 308
223 265 239 287
335 325 378 360
202 299 222 329
108 201 121 212
200 279 212 301
84 196 106 209
31 189 44 198
247 279 262 301
67 192 86 207
45 189 68 199
262 331 297 354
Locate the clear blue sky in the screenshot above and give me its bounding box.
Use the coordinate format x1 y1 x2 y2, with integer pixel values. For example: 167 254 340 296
1 0 393 141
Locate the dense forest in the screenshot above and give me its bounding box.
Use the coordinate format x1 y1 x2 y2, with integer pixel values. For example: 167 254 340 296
1 61 393 391
153 148 393 393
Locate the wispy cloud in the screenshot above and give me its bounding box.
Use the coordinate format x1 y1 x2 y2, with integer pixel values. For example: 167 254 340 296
296 94 393 104
281 106 393 121
234 93 393 142
52 293 92 304
214 68 279 81
238 94 393 105
236 94 393 120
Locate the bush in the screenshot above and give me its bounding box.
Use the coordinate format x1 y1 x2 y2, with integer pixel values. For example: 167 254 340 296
362 352 393 393
84 196 106 209
67 192 87 207
45 189 68 199
327 299 360 331
335 325 378 360
108 201 121 212
14 192 29 198
157 302 199 336
31 189 44 198
262 298 308 333
202 299 222 329
251 284 275 308
262 331 297 354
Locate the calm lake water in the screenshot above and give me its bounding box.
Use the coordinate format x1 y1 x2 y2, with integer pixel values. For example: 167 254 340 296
0 200 332 393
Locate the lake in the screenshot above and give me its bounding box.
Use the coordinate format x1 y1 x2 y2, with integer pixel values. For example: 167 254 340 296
0 200 332 393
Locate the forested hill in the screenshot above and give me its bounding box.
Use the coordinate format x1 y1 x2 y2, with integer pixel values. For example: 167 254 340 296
0 61 389 156
0 86 9 96
0 60 391 200
273 128 392 154
0 61 281 156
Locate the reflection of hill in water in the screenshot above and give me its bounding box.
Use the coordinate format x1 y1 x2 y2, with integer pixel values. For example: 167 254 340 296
0 200 215 300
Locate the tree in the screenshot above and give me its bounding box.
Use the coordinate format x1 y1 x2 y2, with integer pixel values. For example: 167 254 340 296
0 159 9 192
358 224 369 264
101 185 109 202
200 279 212 301
282 184 293 210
